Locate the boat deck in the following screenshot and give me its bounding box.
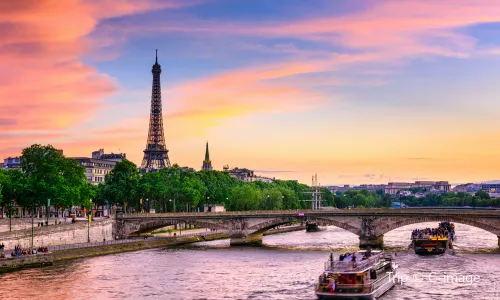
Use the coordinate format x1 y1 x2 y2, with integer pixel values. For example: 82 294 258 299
325 251 384 273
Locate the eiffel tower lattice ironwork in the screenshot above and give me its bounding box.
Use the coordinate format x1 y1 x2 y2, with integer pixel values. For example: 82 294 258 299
141 50 171 171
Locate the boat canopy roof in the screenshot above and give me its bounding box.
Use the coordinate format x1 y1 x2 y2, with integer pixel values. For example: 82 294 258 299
324 250 386 274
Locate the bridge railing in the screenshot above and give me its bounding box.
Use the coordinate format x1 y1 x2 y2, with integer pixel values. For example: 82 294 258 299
121 210 313 218
120 208 500 218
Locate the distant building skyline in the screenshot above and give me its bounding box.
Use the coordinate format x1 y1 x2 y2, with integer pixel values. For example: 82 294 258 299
72 149 125 185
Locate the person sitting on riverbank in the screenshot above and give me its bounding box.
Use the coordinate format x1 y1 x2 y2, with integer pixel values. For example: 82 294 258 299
36 247 48 253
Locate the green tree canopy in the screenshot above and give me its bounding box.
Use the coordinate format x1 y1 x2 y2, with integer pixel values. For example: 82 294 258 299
104 159 140 212
20 144 89 211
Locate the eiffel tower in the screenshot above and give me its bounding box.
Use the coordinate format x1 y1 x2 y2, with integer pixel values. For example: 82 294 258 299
141 50 171 171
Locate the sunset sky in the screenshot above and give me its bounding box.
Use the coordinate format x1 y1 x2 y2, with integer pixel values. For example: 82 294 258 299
2 0 500 185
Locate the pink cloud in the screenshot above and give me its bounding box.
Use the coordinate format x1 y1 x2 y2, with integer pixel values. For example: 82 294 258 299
0 2 198 126
0 0 203 156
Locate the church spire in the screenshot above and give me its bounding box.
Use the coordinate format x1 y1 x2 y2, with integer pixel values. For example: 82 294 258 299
202 142 213 171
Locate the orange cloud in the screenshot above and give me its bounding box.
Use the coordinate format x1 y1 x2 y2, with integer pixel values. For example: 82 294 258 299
0 0 200 138
164 61 327 131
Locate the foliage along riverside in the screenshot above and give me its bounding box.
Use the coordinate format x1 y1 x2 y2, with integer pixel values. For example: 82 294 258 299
0 144 497 215
0 144 336 214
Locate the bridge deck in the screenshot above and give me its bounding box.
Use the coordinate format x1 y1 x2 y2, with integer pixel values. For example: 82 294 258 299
120 209 500 219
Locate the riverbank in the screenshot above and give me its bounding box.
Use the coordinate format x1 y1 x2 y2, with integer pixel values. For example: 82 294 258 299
0 253 54 273
52 233 228 261
1 227 305 273
53 226 304 261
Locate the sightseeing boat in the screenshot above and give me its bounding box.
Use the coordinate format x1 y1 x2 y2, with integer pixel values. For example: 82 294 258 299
315 250 398 299
306 221 325 232
411 222 455 255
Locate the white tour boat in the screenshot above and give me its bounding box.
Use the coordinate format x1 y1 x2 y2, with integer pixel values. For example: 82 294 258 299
315 250 398 300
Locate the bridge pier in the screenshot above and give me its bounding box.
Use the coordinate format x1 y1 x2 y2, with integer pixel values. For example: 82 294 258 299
230 233 263 246
359 235 384 249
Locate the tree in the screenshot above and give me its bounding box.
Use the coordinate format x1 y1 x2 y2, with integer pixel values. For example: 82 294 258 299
0 170 9 209
475 190 490 200
334 194 348 208
20 144 89 221
320 188 335 207
229 185 262 210
104 159 140 213
379 193 392 208
260 188 283 210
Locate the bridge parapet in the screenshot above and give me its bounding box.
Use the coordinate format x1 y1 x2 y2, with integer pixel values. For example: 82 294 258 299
121 209 500 219
117 209 500 248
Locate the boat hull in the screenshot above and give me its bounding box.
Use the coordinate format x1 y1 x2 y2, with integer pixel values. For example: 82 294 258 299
306 223 324 232
316 269 396 300
412 239 449 255
316 279 395 300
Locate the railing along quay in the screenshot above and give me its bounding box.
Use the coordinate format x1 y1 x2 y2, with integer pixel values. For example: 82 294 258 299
2 230 227 254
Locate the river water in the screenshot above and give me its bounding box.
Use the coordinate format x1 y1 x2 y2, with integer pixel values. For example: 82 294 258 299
3 222 500 300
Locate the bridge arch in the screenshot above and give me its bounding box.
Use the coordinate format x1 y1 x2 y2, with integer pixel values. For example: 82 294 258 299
305 216 361 236
375 216 500 237
118 218 225 236
247 217 300 235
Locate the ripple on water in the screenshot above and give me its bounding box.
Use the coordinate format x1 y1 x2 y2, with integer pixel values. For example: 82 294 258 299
2 222 500 300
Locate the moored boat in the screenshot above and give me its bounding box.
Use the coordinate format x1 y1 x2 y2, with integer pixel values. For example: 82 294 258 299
315 250 397 299
411 222 455 255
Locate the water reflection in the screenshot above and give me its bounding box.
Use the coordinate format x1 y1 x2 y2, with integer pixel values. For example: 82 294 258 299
2 222 500 300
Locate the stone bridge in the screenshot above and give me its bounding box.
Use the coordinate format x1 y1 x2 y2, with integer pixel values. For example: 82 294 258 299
116 209 500 247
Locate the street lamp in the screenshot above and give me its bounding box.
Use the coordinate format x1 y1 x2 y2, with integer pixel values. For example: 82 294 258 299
88 200 92 243
169 199 176 213
9 198 13 232
31 205 34 248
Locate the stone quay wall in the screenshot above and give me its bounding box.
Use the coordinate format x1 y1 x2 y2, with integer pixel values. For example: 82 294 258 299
0 219 113 250
0 218 73 232
0 219 39 232
0 253 54 273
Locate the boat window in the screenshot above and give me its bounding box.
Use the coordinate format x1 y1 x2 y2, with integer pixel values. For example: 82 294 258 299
356 275 363 284
337 274 355 284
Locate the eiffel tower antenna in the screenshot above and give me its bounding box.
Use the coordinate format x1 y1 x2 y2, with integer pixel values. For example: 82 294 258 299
141 50 171 171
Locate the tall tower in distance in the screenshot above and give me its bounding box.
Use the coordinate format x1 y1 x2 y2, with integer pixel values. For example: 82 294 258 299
141 50 171 171
201 142 213 171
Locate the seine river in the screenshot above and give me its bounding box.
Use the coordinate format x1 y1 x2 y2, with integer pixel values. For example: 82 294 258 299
3 222 500 300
